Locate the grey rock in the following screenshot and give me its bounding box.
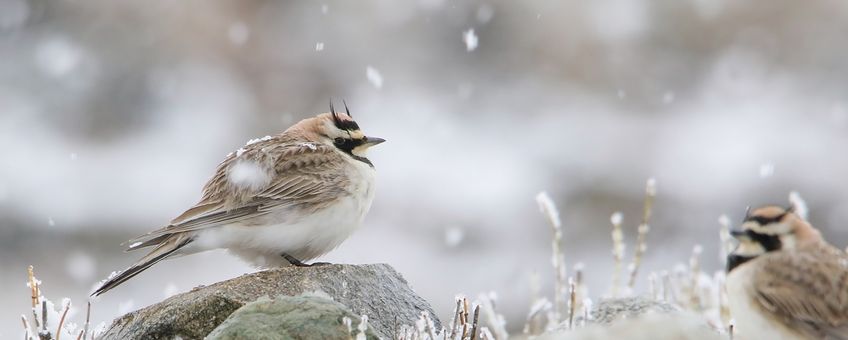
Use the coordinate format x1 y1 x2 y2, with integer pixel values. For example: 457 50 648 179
206 293 379 340
540 312 725 340
588 296 679 325
100 263 439 339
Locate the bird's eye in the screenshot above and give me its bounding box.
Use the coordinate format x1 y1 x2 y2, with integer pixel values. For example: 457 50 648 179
334 137 345 144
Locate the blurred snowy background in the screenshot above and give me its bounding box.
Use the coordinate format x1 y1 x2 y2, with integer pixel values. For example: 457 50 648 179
3 0 848 335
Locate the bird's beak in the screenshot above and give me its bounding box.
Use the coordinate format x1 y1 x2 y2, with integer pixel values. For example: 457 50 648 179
364 136 386 146
729 228 749 240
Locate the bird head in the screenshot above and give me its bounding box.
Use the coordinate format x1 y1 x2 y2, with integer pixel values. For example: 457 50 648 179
727 204 822 272
291 101 386 160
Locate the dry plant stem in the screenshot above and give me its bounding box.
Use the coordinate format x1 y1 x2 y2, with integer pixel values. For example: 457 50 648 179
424 313 437 340
83 301 91 340
469 305 481 340
628 178 656 289
22 315 31 340
574 265 585 312
460 298 469 340
718 274 731 329
41 300 48 333
449 298 462 340
56 301 71 340
568 278 576 330
28 266 40 330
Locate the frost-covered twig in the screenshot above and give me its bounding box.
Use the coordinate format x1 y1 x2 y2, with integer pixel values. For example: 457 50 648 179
356 315 368 340
469 305 480 340
609 212 625 297
478 293 508 339
718 215 732 266
567 277 576 330
22 315 32 340
56 299 71 340
41 300 51 340
82 302 90 340
448 297 462 339
536 192 566 322
627 178 656 289
688 245 703 309
28 266 41 330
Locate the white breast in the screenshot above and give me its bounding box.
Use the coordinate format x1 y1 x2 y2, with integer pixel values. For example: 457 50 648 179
726 265 805 340
194 157 377 267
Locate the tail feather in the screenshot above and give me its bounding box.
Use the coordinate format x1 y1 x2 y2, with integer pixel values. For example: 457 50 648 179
92 235 192 297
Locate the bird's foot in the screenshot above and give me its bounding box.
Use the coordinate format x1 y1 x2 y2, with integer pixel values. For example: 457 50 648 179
281 253 332 267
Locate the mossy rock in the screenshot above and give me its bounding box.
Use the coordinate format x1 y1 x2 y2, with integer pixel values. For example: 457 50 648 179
207 294 379 340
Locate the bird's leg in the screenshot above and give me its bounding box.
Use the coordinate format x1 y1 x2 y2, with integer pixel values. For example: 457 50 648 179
280 253 332 267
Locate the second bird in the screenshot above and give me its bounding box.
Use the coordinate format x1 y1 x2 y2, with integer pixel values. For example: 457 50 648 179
92 103 385 296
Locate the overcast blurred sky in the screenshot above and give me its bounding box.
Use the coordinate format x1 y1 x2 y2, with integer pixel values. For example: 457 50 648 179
2 0 848 335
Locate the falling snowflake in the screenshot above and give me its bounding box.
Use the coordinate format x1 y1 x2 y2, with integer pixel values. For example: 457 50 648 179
315 42 324 51
366 66 383 89
759 163 774 178
227 22 250 46
662 91 675 104
463 29 478 51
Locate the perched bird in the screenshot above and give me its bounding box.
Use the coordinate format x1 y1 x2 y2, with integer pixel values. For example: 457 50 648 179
726 205 848 340
92 102 385 296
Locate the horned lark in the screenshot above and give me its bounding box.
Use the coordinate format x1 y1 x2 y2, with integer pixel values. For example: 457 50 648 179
726 205 848 339
92 102 385 296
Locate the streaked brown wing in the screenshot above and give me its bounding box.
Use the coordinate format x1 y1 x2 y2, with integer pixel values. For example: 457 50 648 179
752 246 848 339
126 141 349 250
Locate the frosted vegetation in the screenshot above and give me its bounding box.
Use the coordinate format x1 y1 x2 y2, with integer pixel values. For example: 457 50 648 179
4 0 847 337
21 178 772 339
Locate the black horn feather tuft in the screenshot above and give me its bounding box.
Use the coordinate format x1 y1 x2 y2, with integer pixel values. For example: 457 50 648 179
329 99 342 126
343 100 352 118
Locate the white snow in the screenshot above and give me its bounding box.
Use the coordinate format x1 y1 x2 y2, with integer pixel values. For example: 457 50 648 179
535 192 561 228
234 136 272 157
65 251 96 283
788 191 808 220
342 316 353 334
35 37 82 77
228 161 271 190
48 217 55 227
366 66 383 89
662 91 675 104
463 29 478 51
645 177 657 196
444 226 464 247
315 42 324 51
321 4 329 14
245 135 273 146
759 163 774 178
610 211 623 225
356 315 369 340
227 22 250 45
69 152 78 160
